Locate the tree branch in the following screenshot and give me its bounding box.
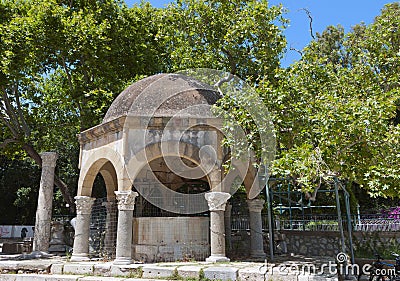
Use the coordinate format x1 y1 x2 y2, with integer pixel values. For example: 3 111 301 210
13 82 31 136
0 138 18 149
299 8 315 40
289 46 303 56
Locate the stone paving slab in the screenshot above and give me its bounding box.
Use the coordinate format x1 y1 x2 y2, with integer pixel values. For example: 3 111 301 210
110 264 143 277
0 256 348 281
204 266 239 281
0 274 84 281
176 265 203 279
63 262 94 275
238 267 266 281
141 265 177 278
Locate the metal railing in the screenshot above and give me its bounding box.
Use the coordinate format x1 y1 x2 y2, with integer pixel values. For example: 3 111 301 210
230 213 400 232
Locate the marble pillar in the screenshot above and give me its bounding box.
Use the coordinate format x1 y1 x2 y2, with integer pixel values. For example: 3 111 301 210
205 191 231 262
33 152 58 253
114 191 138 265
224 203 232 252
71 196 95 261
102 199 118 257
247 198 266 259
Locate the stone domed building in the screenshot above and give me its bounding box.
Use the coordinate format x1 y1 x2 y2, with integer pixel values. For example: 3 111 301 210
71 73 266 264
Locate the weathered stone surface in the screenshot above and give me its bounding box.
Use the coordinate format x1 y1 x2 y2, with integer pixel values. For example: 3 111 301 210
238 267 266 281
141 265 177 278
0 260 53 272
70 196 95 262
63 263 94 275
0 274 84 281
93 263 112 276
247 199 266 259
203 266 238 281
177 265 202 279
79 277 127 281
50 263 64 274
33 152 58 253
205 192 230 262
109 264 142 277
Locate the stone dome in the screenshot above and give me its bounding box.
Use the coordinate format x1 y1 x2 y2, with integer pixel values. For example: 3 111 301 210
102 73 220 123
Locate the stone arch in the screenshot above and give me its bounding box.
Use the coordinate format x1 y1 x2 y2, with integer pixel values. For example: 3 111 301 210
77 147 125 197
126 141 219 190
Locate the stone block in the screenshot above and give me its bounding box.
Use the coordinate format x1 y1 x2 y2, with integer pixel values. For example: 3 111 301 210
79 277 127 281
298 274 310 281
0 274 84 281
50 263 64 274
238 267 266 281
308 274 338 281
203 266 238 281
93 263 112 276
142 265 177 279
0 274 16 281
63 263 94 275
177 265 202 279
110 264 142 278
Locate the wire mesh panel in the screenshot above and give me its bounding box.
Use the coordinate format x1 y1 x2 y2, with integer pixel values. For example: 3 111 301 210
89 198 117 259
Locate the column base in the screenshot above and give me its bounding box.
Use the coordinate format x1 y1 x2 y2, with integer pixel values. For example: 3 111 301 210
113 257 132 265
250 251 267 260
206 255 230 262
70 253 90 262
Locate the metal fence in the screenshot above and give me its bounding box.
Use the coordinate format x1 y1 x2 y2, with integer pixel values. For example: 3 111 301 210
230 213 400 232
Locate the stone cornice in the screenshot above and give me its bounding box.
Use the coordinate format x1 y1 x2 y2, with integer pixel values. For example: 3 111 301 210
78 117 125 144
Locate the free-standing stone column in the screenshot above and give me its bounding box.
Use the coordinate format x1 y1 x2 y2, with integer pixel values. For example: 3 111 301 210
102 199 117 257
247 198 266 259
33 152 58 253
205 192 231 262
71 196 95 261
224 203 232 252
114 191 138 265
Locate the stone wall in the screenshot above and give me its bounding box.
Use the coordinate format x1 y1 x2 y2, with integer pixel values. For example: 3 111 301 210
132 217 210 262
229 230 400 259
279 230 400 258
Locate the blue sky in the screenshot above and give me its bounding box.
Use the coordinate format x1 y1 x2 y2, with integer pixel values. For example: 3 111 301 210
125 0 393 67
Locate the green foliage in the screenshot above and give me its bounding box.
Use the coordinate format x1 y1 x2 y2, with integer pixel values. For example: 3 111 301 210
264 3 400 197
160 0 287 81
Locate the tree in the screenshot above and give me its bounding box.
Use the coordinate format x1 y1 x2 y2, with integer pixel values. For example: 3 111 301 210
159 0 287 82
265 3 400 198
0 0 165 212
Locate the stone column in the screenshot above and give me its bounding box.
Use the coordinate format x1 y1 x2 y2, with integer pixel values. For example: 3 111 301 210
71 196 95 261
247 198 266 259
33 152 58 253
224 203 232 252
205 192 231 262
114 191 138 265
102 199 117 257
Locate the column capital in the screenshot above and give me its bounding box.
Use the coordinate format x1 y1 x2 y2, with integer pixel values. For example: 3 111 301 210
205 192 231 211
247 198 265 213
40 152 58 168
115 191 138 211
74 196 95 215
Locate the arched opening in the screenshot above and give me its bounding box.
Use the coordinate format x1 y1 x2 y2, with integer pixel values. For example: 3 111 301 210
134 156 210 217
132 156 211 262
80 159 119 259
